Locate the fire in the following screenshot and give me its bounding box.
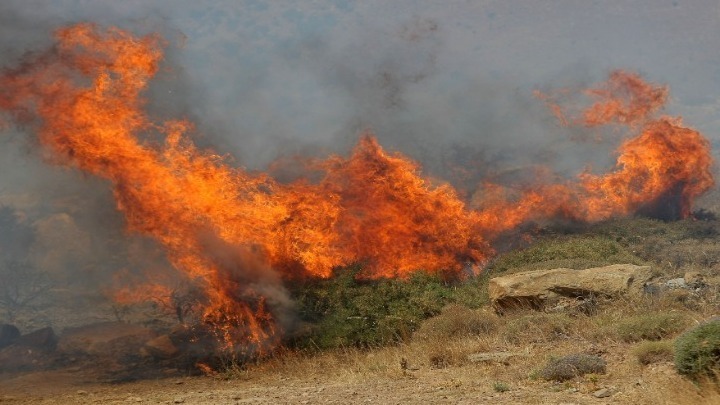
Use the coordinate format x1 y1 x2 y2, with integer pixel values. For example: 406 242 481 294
534 70 714 221
0 24 714 359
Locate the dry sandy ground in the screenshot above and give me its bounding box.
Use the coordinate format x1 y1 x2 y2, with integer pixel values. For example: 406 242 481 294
1 355 717 405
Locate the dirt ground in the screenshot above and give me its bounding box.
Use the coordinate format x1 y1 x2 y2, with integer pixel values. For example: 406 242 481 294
1 350 717 405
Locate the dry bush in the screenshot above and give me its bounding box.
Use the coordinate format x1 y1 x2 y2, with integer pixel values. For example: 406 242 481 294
501 313 574 344
538 353 606 381
614 312 692 342
632 340 674 365
413 305 499 341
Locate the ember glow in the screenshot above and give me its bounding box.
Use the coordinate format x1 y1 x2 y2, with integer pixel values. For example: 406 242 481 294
0 25 713 356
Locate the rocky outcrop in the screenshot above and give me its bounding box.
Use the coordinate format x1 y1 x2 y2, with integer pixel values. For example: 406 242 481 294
0 324 20 349
489 264 654 312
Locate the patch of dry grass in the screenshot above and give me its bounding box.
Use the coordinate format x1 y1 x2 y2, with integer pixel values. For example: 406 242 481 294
632 340 675 365
501 312 574 344
412 304 499 341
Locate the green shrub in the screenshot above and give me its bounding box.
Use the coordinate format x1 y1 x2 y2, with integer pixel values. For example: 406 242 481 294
632 340 674 365
290 266 489 349
493 381 510 392
502 313 573 344
413 305 499 341
539 354 606 381
615 312 691 342
488 235 643 274
674 319 720 379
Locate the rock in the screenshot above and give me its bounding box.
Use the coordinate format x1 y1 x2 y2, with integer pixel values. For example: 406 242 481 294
489 264 653 312
664 278 687 289
0 324 20 349
0 323 58 372
144 335 180 359
592 388 612 398
17 327 57 350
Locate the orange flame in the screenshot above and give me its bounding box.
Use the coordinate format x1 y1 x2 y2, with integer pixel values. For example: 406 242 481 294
0 25 714 356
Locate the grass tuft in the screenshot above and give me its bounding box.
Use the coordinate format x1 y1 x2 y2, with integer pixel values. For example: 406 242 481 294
632 340 674 365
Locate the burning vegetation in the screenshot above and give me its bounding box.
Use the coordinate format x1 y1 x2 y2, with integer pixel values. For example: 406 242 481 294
0 24 714 366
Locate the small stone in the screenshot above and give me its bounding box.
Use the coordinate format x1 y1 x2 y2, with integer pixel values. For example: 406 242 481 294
77 390 88 395
665 278 687 289
592 388 612 398
173 398 185 404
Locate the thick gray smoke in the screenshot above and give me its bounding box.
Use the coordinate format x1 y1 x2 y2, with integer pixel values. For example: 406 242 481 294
1 0 720 332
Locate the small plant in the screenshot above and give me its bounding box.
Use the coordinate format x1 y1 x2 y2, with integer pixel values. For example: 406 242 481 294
429 351 453 369
539 354 606 381
615 312 691 342
674 319 720 379
493 381 510 392
413 305 499 341
502 313 573 344
632 340 674 365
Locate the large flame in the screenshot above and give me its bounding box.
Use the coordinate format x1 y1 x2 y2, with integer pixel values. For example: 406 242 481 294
0 25 713 355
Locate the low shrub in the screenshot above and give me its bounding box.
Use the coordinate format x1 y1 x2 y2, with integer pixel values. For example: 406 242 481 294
290 266 489 349
502 313 573 344
615 312 691 342
632 340 674 365
493 381 510 392
539 354 606 381
674 318 720 379
413 305 499 341
487 235 644 275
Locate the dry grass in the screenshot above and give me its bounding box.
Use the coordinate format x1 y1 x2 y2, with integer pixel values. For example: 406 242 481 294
501 312 574 344
632 340 675 365
412 304 499 341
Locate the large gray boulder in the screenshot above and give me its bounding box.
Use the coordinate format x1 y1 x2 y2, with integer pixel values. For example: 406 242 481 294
489 264 654 312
